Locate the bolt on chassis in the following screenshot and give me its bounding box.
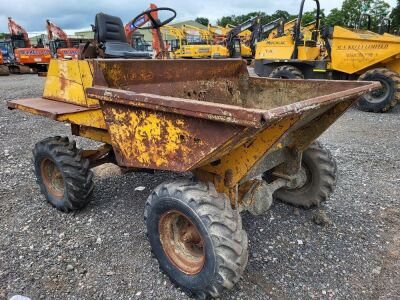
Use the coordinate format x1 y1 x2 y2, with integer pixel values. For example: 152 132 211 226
7 58 379 298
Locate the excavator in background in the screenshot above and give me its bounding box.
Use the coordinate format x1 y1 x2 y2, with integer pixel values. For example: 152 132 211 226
125 3 159 57
254 0 400 112
210 16 260 61
7 17 51 73
161 24 212 58
46 19 80 59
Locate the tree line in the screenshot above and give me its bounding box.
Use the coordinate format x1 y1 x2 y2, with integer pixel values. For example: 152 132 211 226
196 0 400 33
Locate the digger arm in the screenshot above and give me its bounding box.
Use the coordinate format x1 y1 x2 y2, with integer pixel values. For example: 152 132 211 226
46 19 70 47
7 17 31 48
226 16 261 57
125 3 158 46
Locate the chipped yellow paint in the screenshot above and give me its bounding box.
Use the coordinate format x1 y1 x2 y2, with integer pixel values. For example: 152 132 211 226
331 26 400 74
78 127 112 144
43 59 99 107
57 109 106 129
196 116 299 198
297 46 320 60
106 107 192 168
255 35 295 60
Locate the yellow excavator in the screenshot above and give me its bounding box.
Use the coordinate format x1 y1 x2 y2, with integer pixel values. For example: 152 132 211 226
160 24 211 58
209 16 260 61
254 0 400 112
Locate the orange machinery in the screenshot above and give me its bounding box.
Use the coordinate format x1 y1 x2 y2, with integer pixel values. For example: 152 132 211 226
46 19 80 59
7 17 51 73
0 51 10 75
125 3 164 57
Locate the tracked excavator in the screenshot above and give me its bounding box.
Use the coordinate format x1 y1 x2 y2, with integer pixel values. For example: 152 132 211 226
7 17 51 73
46 19 80 59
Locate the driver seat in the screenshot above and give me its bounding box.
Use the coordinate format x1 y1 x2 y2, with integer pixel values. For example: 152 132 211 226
94 13 151 59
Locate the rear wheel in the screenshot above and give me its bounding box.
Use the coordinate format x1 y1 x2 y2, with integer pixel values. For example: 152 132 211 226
145 179 248 299
273 141 337 208
269 65 304 79
33 136 94 212
357 68 400 113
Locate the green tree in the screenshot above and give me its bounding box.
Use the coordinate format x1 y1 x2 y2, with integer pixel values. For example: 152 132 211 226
369 0 391 30
195 17 209 26
325 8 345 26
217 12 267 27
391 0 400 31
302 9 326 26
328 0 390 30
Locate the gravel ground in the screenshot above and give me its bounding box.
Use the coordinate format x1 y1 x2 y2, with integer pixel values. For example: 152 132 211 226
0 74 399 300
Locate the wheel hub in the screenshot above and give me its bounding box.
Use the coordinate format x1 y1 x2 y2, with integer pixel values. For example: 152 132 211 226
158 210 205 275
286 165 309 190
40 158 64 199
364 79 390 103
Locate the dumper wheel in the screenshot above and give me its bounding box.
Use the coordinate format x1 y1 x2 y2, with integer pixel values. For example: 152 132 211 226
269 65 304 79
274 141 337 208
145 179 248 299
33 136 94 212
357 68 400 113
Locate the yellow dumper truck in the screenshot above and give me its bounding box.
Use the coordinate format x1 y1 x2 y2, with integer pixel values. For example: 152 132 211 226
7 9 379 299
255 0 400 113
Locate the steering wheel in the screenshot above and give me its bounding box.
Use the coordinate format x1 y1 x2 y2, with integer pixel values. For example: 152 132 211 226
131 7 176 30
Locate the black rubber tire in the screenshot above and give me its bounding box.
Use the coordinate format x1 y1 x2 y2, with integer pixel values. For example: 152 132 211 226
274 141 337 208
33 136 94 212
357 68 400 113
145 179 248 299
269 65 304 79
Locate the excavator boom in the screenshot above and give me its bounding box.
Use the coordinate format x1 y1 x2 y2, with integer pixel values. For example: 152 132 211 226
125 3 158 47
8 17 31 47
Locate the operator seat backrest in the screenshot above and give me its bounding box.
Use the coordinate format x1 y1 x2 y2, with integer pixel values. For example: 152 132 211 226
93 12 151 59
95 13 127 44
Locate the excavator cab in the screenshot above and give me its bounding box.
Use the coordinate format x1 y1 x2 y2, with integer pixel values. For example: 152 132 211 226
49 40 68 57
94 13 151 59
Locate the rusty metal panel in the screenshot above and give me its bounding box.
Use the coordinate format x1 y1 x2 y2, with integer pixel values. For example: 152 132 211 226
43 59 99 108
94 59 249 87
87 87 265 128
7 98 92 119
101 102 245 171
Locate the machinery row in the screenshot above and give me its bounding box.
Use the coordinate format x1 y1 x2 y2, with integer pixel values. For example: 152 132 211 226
2 1 400 112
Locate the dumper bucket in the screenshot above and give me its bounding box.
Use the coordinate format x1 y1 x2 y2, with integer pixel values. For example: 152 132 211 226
331 26 400 74
86 59 379 176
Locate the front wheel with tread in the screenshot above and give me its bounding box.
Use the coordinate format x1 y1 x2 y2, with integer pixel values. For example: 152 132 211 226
269 65 304 79
145 179 248 299
33 136 94 212
274 141 337 208
357 68 400 113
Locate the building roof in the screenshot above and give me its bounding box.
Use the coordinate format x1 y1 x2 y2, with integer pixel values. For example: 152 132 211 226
73 20 206 43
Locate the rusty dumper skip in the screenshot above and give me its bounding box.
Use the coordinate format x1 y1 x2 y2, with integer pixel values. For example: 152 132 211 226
8 58 379 298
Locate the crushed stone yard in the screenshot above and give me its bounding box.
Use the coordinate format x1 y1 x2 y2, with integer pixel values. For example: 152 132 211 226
0 74 399 299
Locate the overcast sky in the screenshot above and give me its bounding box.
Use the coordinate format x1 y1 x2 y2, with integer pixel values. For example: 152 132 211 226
0 0 397 35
